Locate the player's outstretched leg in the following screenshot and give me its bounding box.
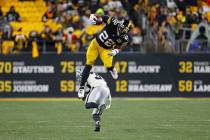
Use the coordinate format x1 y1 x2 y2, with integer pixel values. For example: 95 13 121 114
78 65 92 98
93 113 101 132
107 67 118 79
79 65 92 89
92 104 106 132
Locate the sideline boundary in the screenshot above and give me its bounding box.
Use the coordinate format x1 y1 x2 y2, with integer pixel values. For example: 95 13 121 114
0 98 80 102
0 97 210 102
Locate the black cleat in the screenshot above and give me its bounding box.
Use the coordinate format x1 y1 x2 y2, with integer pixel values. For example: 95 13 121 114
94 121 100 132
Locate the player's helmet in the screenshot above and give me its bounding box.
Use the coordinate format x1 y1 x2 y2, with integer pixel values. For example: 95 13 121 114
117 19 133 35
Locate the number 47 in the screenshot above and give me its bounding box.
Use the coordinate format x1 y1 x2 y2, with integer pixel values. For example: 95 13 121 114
115 61 127 73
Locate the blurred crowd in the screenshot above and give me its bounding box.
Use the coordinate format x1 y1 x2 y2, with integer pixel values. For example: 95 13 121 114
145 0 210 53
0 0 210 57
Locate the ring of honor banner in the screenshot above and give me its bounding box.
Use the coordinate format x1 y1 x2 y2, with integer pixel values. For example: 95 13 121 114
0 53 210 97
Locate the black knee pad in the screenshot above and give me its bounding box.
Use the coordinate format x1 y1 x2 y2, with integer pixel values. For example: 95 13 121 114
85 102 98 109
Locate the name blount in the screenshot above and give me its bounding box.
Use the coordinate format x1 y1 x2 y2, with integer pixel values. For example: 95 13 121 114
128 65 160 73
128 84 172 92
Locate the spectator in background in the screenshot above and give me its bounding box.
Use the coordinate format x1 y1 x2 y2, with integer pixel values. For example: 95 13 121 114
157 6 167 25
42 1 57 22
129 4 142 27
71 15 84 30
63 27 75 52
108 0 123 10
59 12 71 27
129 27 143 52
149 5 158 26
186 10 200 25
85 0 99 13
22 30 40 52
0 6 3 18
29 30 41 58
13 28 27 53
106 0 127 18
149 21 159 52
188 25 209 52
53 27 64 54
2 24 13 40
175 0 186 13
81 9 93 26
40 25 54 51
158 30 175 53
56 0 71 13
5 6 21 22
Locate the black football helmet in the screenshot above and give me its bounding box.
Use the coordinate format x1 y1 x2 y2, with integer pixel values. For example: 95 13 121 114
117 19 133 35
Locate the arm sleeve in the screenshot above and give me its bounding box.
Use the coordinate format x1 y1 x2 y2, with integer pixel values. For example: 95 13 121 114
101 15 110 23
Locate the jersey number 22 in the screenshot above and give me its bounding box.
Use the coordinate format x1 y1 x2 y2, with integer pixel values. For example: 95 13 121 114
99 31 114 47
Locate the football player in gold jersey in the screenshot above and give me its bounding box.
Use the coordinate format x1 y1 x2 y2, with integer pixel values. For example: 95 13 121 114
78 14 133 96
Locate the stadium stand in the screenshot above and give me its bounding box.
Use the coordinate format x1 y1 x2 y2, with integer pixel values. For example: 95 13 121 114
0 0 210 56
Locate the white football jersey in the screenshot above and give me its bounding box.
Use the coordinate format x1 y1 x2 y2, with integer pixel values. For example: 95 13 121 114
87 72 107 87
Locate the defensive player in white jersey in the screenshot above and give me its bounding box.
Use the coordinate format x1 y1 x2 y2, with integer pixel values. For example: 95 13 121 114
76 70 111 132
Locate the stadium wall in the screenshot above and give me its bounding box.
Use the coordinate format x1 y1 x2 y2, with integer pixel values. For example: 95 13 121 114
0 53 210 97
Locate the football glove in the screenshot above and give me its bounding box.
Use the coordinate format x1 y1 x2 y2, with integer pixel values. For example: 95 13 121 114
108 49 119 56
78 86 85 99
89 14 98 25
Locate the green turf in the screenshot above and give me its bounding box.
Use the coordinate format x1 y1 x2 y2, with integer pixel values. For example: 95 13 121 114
0 98 210 140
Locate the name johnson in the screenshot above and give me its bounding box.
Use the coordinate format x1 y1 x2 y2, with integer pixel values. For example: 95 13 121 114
13 85 49 92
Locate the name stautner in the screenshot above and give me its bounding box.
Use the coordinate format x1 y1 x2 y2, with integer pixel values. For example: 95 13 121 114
13 66 54 74
128 84 172 92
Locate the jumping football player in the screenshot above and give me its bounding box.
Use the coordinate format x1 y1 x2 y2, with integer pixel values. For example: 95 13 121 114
76 70 111 132
78 14 133 96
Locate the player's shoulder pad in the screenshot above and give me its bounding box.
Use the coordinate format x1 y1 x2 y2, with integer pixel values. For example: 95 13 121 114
107 16 119 25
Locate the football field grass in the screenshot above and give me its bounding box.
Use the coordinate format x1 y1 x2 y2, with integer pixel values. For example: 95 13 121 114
0 98 210 140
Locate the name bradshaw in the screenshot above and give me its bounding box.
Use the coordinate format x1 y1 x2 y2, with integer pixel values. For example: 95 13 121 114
128 84 172 92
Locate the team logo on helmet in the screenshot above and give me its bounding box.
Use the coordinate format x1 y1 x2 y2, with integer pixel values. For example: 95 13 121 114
117 19 133 35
